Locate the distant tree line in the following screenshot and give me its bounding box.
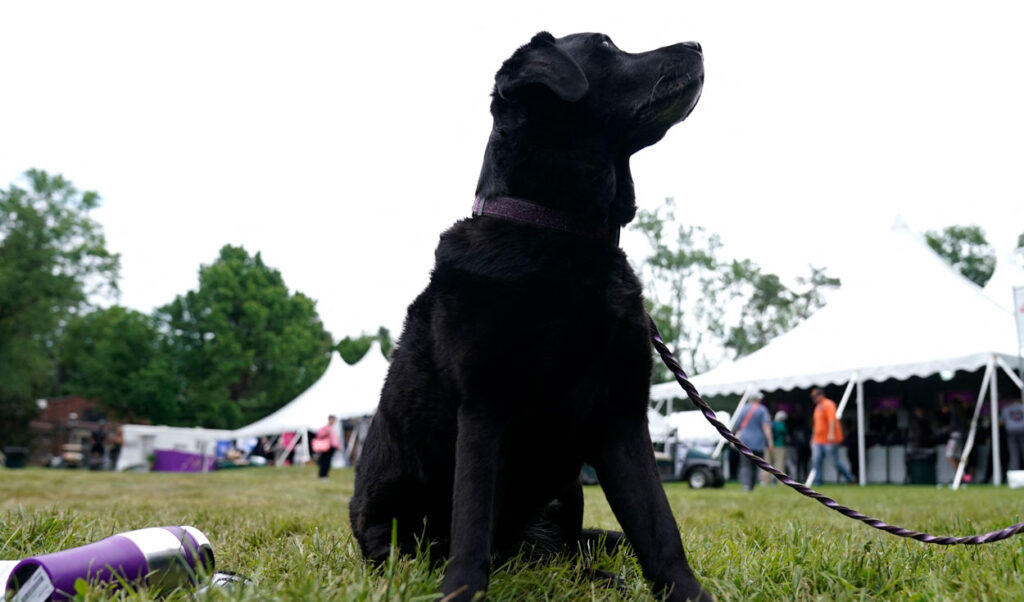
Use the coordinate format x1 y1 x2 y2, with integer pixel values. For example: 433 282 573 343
3 171 1013 446
0 170 386 445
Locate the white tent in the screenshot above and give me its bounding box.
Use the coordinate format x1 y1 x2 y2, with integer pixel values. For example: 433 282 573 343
650 219 1022 486
232 344 389 463
982 247 1024 314
116 424 234 472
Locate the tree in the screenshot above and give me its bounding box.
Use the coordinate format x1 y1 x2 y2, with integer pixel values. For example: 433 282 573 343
57 307 179 424
633 197 840 379
156 245 333 429
723 262 839 359
633 198 728 377
924 225 996 287
338 326 394 365
0 170 119 445
338 334 373 365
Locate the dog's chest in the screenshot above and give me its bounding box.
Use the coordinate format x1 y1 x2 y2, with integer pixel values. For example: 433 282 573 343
426 223 652 412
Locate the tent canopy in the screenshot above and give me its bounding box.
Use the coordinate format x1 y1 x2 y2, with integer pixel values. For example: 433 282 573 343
116 424 233 471
982 247 1024 314
652 219 1019 400
233 344 389 438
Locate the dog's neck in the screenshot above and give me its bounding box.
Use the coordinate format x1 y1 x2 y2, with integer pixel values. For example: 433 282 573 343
474 129 637 228
471 195 620 244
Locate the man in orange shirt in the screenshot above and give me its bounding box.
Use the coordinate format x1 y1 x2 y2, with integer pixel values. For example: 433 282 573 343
810 388 855 485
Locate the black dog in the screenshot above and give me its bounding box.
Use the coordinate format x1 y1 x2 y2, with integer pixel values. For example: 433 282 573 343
350 31 708 601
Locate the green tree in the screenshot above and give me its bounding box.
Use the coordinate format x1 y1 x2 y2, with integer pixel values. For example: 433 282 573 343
57 306 179 424
156 245 333 429
925 225 996 287
0 170 119 445
377 326 394 359
633 197 840 378
338 326 394 365
338 334 373 365
633 198 727 377
722 262 839 359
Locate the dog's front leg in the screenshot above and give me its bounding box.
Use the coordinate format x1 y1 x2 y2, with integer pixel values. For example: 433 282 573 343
441 405 504 601
591 421 712 602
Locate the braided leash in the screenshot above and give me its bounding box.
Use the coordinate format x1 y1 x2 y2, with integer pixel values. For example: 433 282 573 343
648 315 1024 545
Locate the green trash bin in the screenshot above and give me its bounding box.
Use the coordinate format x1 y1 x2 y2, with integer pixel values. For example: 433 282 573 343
3 447 29 469
907 449 936 484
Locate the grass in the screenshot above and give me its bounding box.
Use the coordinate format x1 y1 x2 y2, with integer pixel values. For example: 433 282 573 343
2 467 1024 601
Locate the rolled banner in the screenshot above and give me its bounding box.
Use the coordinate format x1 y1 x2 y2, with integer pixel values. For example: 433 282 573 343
5 526 213 601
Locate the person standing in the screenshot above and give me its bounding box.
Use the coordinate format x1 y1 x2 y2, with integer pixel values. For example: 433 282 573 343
941 402 967 480
789 407 811 482
1000 399 1024 471
732 392 773 491
314 415 341 479
89 422 107 471
109 426 123 471
810 388 855 485
769 410 788 486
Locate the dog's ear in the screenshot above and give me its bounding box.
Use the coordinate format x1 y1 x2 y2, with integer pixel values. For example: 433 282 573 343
495 32 589 102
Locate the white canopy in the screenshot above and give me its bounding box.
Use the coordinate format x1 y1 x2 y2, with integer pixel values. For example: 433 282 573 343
116 424 234 471
982 247 1024 314
651 219 1019 400
666 409 732 445
233 344 389 438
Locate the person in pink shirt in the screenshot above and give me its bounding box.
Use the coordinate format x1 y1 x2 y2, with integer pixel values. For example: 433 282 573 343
315 415 341 479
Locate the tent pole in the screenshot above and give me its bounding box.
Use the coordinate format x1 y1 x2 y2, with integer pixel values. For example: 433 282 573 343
342 421 352 465
805 374 857 487
1018 285 1024 403
856 374 866 486
343 418 360 465
278 432 299 466
991 355 1002 486
269 434 282 467
995 355 1024 390
833 375 857 419
713 385 752 460
952 361 993 490
299 430 310 466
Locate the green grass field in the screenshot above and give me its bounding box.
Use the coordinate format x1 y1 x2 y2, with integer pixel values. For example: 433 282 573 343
2 466 1024 601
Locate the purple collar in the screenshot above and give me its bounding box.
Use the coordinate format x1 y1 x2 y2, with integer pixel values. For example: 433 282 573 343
472 196 619 245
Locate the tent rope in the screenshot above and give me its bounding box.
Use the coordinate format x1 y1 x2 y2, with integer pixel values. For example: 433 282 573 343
648 314 1024 545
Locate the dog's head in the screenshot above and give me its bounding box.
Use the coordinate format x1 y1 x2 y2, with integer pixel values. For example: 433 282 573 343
493 31 703 155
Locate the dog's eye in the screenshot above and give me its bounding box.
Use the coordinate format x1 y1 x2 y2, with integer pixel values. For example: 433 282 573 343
601 37 614 48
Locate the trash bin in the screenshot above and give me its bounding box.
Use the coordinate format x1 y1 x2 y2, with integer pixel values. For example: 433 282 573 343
906 449 936 484
3 447 29 469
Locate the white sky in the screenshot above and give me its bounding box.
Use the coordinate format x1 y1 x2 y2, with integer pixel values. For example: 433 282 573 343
2 1 1022 341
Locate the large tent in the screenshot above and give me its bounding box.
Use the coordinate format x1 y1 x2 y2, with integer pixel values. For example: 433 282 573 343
116 424 234 472
233 344 389 463
650 219 1022 486
982 246 1024 315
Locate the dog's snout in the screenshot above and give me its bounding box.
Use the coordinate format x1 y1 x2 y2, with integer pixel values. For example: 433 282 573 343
681 41 702 54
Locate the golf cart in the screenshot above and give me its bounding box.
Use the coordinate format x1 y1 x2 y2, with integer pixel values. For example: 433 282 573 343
580 409 725 489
